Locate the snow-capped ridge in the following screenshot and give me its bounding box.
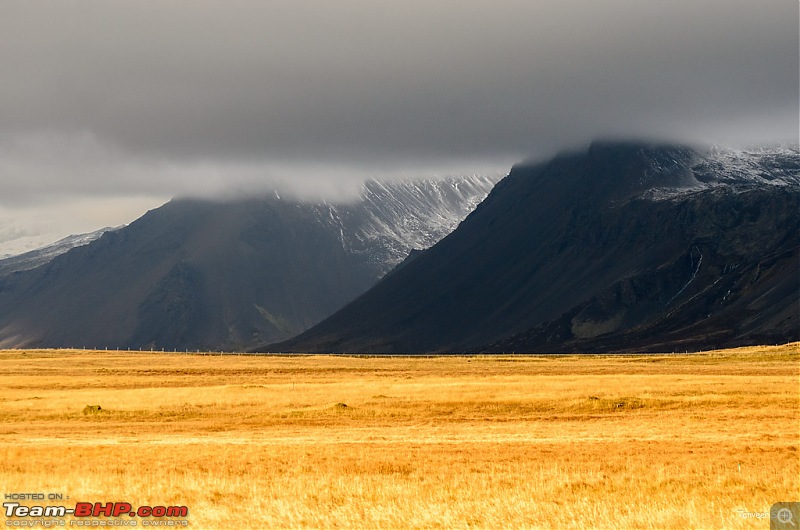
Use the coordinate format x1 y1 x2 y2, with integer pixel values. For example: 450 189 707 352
0 226 120 276
642 144 799 201
311 174 500 273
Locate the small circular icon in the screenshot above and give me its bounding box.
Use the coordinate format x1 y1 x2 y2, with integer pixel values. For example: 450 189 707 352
778 508 796 526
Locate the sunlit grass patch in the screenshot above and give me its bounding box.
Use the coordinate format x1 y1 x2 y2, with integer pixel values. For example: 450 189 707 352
0 343 797 529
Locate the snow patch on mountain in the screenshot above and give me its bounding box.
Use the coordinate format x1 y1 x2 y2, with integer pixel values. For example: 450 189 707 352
0 227 119 276
311 174 500 273
642 145 800 201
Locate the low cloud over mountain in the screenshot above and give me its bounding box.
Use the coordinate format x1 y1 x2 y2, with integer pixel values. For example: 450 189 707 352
0 176 496 351
264 142 799 353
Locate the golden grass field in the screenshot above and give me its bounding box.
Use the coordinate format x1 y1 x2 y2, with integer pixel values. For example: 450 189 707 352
0 344 798 529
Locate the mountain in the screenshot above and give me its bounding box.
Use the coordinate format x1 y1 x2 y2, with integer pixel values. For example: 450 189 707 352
0 228 117 278
0 175 497 350
262 141 799 354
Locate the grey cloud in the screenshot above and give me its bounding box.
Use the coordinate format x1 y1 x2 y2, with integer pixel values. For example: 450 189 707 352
0 0 796 202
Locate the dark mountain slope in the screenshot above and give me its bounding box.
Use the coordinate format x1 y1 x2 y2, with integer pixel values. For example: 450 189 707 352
263 142 799 353
0 175 497 350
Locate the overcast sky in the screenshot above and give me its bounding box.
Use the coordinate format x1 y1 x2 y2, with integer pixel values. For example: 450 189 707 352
0 0 797 255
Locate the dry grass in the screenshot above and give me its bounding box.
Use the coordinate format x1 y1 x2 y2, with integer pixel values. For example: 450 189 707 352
0 343 798 529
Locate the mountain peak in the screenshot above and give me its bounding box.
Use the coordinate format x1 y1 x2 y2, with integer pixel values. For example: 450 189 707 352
514 141 799 206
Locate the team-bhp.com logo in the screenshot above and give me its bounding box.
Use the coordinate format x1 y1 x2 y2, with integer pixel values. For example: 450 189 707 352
4 501 189 527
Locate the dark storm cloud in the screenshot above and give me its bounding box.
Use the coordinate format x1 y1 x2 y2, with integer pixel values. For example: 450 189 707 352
0 0 797 202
